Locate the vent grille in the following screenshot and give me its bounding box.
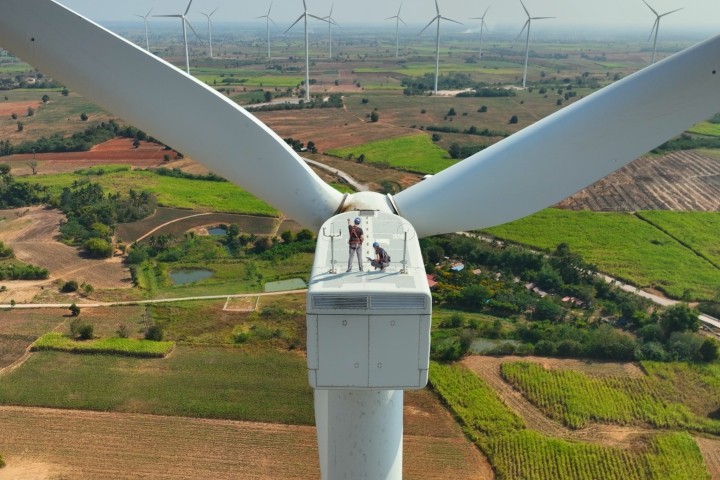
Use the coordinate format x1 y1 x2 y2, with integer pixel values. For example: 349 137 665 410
313 295 368 310
370 295 427 310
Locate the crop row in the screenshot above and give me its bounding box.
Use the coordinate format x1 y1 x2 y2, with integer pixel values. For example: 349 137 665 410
500 361 720 434
429 362 709 480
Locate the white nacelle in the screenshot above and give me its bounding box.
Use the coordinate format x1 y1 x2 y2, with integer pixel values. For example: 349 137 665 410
306 211 431 390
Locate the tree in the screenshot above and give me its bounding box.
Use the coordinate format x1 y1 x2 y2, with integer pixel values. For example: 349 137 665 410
370 111 379 122
509 115 519 124
26 107 35 116
431 133 441 142
80 112 88 121
61 280 79 293
132 139 141 148
84 238 113 258
16 121 23 132
145 325 164 341
264 90 272 102
447 107 457 116
659 304 699 335
27 160 38 175
478 106 488 112
69 302 80 317
448 143 461 159
77 323 93 340
61 87 69 96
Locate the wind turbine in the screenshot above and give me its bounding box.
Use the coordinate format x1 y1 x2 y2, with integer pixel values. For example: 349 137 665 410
285 0 329 102
154 0 202 74
4 1 720 478
323 2 339 59
643 0 682 64
385 2 406 59
469 6 489 59
418 0 462 95
199 7 218 59
133 8 153 52
517 0 554 89
256 3 277 59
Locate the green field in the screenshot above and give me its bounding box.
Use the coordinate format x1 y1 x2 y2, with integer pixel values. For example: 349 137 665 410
32 333 175 358
22 169 279 216
326 134 456 174
430 362 710 480
500 361 720 433
484 208 720 300
0 346 314 424
687 122 720 137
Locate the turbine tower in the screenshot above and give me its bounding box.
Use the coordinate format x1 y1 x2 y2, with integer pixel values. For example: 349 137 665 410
133 8 153 52
256 3 277 59
643 0 682 64
323 2 339 59
517 0 554 89
199 7 218 59
154 0 202 74
3 1 720 479
470 6 489 59
385 2 406 59
418 0 462 95
285 0 329 102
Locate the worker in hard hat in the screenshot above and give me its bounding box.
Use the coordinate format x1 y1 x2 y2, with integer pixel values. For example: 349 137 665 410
346 217 364 272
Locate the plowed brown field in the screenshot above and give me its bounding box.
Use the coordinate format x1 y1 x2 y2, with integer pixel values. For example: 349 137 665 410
696 436 720 480
0 402 491 480
559 151 720 212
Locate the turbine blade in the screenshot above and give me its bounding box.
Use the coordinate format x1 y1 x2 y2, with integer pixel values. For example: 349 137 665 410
210 7 219 16
385 15 396 20
531 16 555 20
399 17 407 26
146 8 153 18
309 13 330 23
435 0 440 15
303 0 307 12
660 7 683 17
268 3 273 16
642 0 659 16
519 0 530 18
255 14 267 19
483 6 490 17
418 17 438 36
648 18 659 41
153 14 182 18
0 0 343 231
440 16 463 25
184 0 193 16
185 19 203 42
284 14 304 33
398 2 403 16
516 20 529 41
270 18 278 27
330 2 334 16
394 34 720 237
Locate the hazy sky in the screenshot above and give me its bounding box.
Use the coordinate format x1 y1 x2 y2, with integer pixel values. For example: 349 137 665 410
56 0 720 33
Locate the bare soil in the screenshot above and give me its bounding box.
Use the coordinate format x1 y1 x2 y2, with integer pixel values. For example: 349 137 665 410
462 356 655 449
0 207 131 302
6 139 171 176
696 436 720 480
0 405 491 480
558 151 720 212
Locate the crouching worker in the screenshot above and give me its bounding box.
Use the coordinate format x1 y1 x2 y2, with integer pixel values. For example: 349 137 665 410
371 242 391 271
347 217 364 272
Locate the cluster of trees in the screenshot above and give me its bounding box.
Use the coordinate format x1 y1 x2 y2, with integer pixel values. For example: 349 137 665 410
424 234 716 363
57 181 156 257
425 125 508 138
283 138 317 153
0 120 157 156
150 167 226 182
653 133 720 153
246 94 343 112
456 88 516 98
0 164 48 208
0 263 48 280
402 73 518 97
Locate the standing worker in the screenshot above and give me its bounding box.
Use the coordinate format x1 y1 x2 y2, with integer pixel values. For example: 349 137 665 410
347 217 364 272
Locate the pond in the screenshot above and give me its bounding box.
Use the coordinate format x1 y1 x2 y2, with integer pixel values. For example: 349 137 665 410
470 338 521 354
170 268 214 285
207 226 227 236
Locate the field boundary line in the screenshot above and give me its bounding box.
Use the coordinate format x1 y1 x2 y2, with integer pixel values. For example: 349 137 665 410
135 212 216 243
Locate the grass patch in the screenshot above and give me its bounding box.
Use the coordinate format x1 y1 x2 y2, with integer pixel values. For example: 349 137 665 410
32 332 174 358
430 361 710 480
688 121 720 137
326 134 455 174
484 208 720 300
0 346 313 424
22 169 279 216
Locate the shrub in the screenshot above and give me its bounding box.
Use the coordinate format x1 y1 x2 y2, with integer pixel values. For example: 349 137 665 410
370 111 379 122
116 324 130 338
69 302 80 317
509 115 518 124
77 323 94 340
80 112 88 121
145 325 164 341
84 238 113 258
61 280 79 292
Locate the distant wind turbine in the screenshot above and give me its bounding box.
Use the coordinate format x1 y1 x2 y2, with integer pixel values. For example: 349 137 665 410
154 0 202 74
643 0 682 64
199 7 219 59
285 0 330 102
133 8 153 52
256 3 277 59
386 2 406 58
323 2 339 59
469 6 489 59
517 0 554 89
418 0 462 95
